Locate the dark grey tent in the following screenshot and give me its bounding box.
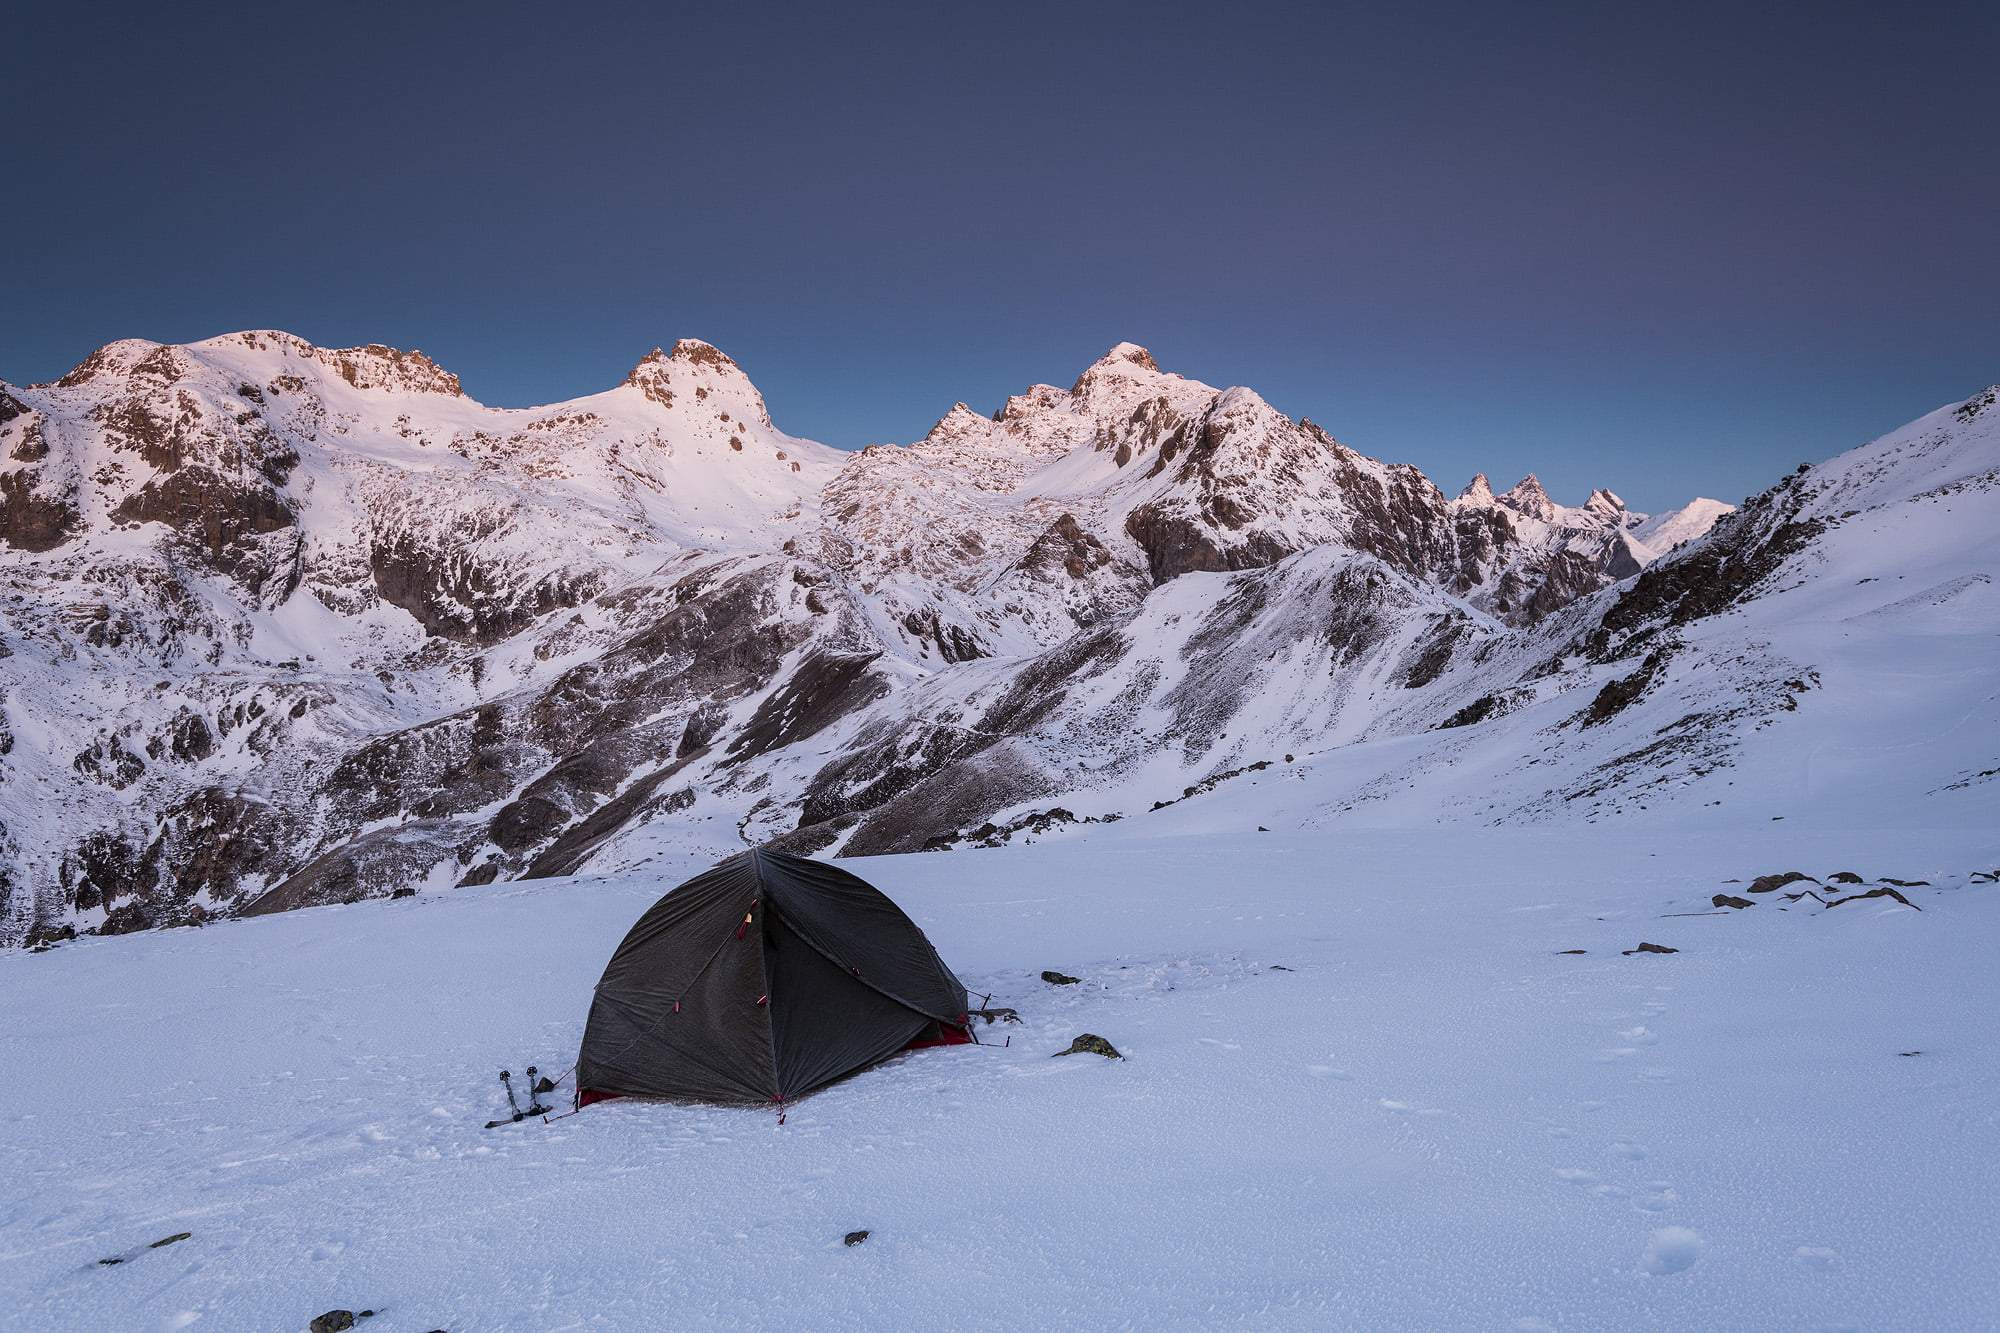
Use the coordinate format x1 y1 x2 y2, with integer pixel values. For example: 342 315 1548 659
574 848 971 1109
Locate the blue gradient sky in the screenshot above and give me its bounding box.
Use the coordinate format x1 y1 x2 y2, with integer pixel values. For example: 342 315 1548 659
5 1 1995 511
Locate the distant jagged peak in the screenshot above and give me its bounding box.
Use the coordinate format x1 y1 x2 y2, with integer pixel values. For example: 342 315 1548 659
1584 487 1627 516
1071 340 1166 392
211 330 464 396
622 338 770 424
922 402 995 443
1458 473 1496 504
44 330 465 396
1632 495 1736 551
48 338 168 389
1497 473 1557 521
1097 341 1160 372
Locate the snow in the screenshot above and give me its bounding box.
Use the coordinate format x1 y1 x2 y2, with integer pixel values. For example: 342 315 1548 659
4 821 1997 1330
1630 497 1735 553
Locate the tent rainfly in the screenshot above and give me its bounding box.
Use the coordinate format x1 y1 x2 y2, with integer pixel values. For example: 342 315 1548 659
574 848 972 1109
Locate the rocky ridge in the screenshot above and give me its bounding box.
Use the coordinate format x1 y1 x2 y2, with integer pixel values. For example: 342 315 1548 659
47 330 1998 946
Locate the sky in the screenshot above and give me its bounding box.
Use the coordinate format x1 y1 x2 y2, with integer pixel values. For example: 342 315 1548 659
4 1 1995 511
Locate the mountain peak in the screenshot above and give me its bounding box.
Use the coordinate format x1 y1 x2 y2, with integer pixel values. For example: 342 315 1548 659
1097 341 1158 371
1072 342 1162 393
1497 474 1557 521
1458 473 1496 503
623 340 769 422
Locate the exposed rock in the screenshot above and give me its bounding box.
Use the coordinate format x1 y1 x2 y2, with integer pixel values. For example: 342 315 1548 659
1622 942 1679 955
1826 886 1921 911
1747 871 1817 894
843 1230 870 1247
1712 894 1754 909
1041 970 1081 986
1053 1033 1123 1059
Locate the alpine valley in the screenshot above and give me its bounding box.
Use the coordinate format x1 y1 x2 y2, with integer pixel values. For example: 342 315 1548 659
2 334 1995 945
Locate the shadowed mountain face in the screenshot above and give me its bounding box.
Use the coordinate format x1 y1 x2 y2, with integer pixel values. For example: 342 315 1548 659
48 333 1995 945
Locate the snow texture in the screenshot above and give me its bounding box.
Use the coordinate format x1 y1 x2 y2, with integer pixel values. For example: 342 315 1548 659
2 821 1995 1329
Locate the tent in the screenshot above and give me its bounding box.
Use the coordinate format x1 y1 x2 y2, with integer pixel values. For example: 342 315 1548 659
574 847 972 1109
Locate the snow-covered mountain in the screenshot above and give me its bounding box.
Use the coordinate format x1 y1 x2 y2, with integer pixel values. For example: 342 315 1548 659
7 331 1990 946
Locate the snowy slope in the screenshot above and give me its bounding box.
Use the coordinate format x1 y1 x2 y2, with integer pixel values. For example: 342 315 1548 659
2 823 1995 1330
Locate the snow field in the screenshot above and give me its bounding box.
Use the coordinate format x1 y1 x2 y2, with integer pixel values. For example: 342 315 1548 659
4 824 1996 1329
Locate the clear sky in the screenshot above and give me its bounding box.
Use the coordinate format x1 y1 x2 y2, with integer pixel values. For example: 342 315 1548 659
5 1 1995 511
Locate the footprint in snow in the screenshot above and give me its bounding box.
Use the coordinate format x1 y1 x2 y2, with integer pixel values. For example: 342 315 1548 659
1554 1167 1599 1186
1642 1225 1704 1275
1609 1141 1648 1160
1633 1183 1680 1213
1794 1246 1841 1270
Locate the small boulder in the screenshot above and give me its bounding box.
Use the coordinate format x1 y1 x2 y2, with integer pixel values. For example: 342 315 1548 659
843 1230 870 1247
1622 942 1679 956
1556 949 1587 955
1711 894 1754 909
1880 878 1930 888
1826 871 1865 885
1748 871 1816 894
309 1314 356 1333
148 1232 191 1249
1053 1033 1122 1060
1041 970 1081 986
390 887 416 899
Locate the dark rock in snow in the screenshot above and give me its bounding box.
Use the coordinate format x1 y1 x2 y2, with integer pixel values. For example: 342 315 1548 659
1826 871 1865 885
1712 894 1754 909
1826 886 1921 911
309 1313 357 1333
1622 942 1679 955
1041 970 1081 986
1053 1033 1122 1059
390 887 416 899
844 1230 870 1247
1879 878 1930 888
1747 871 1816 894
1556 949 1588 955
149 1232 191 1248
